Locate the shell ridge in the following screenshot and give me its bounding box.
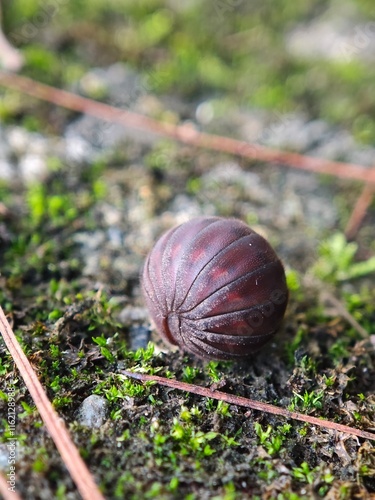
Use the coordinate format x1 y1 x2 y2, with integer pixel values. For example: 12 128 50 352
146 230 176 313
184 333 231 358
142 256 163 310
183 322 276 343
181 299 278 321
177 232 253 311
160 224 187 312
181 258 279 315
186 334 251 359
171 218 223 310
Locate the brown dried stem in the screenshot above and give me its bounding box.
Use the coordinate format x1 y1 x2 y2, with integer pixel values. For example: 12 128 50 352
121 370 375 442
1 71 375 184
345 183 375 240
0 306 104 500
0 471 22 500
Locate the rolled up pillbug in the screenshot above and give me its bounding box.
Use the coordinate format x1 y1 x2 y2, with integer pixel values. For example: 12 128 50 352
141 216 288 360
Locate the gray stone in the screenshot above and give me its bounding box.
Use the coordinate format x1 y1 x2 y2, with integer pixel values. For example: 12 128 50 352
18 154 48 183
79 63 142 108
118 306 149 325
201 162 273 205
65 63 159 152
260 115 330 152
77 395 108 429
0 159 14 181
73 231 106 276
128 325 151 351
0 125 14 180
0 442 23 471
63 135 95 164
285 1 375 63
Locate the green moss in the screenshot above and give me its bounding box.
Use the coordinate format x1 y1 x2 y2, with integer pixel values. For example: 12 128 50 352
311 232 375 283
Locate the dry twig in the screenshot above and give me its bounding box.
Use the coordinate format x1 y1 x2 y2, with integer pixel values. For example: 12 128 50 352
1 71 375 184
121 370 375 442
345 183 375 240
0 306 104 500
0 472 22 500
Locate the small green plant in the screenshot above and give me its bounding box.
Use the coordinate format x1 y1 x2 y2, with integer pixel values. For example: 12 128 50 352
359 464 370 476
52 395 73 410
182 366 199 383
147 403 240 470
168 477 179 493
95 374 152 402
170 417 218 457
145 481 163 499
49 344 61 359
255 422 272 444
0 358 11 376
205 398 215 411
175 405 203 422
256 459 278 482
254 422 291 456
92 335 116 363
284 327 307 364
128 342 155 363
27 182 78 228
211 481 237 500
221 433 240 448
312 233 375 283
286 268 302 297
322 374 335 387
298 355 317 374
18 401 36 418
216 400 231 417
353 411 362 422
148 394 163 406
190 406 203 419
328 339 351 364
292 462 318 484
289 390 324 412
206 361 221 383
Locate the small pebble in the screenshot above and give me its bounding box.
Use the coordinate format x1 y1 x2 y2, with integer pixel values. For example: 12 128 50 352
77 395 108 429
129 325 151 351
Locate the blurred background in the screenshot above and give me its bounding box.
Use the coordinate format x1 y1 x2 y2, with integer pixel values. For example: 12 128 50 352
1 0 375 143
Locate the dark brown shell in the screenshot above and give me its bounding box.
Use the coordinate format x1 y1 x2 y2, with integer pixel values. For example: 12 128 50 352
141 217 288 360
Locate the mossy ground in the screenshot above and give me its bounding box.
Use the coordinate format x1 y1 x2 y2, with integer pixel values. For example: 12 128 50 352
1 1 375 499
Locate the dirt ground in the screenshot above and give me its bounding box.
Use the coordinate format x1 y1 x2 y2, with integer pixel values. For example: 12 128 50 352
1 137 375 499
